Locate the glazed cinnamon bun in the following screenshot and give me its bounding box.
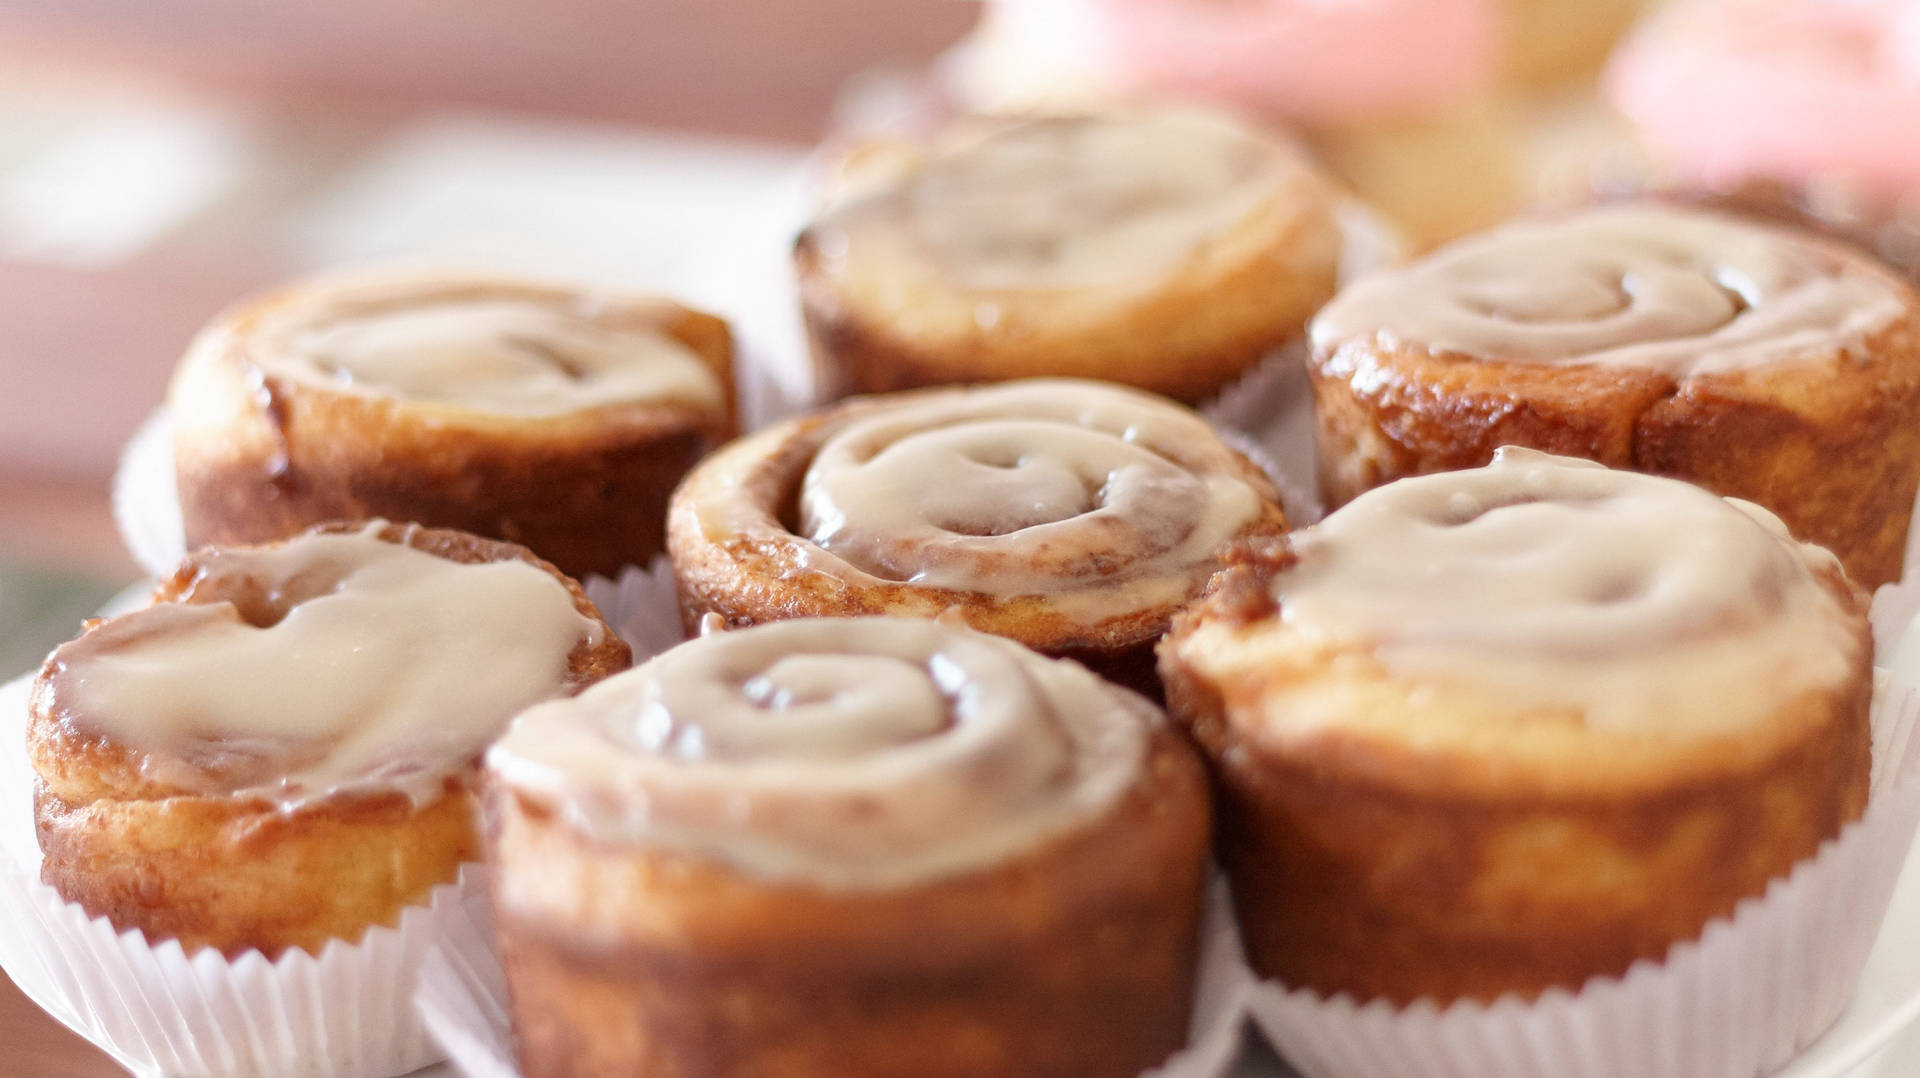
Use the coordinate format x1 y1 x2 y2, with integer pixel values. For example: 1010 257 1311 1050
796 108 1342 404
486 615 1210 1078
665 378 1288 694
1307 203 1920 586
27 521 628 958
169 272 737 580
1159 448 1872 1004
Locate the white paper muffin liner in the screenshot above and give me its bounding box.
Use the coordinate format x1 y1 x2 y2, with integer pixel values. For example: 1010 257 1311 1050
1195 197 1402 527
415 870 1255 1078
115 407 187 579
1242 599 1920 1078
0 673 479 1078
578 556 689 663
1204 346 1322 527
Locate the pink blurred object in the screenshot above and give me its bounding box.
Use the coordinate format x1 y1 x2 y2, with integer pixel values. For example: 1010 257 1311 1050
0 0 974 140
1608 0 1920 196
973 0 1498 123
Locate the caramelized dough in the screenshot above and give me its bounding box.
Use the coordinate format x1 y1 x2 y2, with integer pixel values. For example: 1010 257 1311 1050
28 522 630 958
1158 450 1872 1003
665 379 1288 694
170 273 737 579
797 109 1342 403
1307 204 1920 586
486 617 1210 1078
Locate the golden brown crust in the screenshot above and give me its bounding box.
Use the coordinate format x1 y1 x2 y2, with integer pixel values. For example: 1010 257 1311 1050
1308 308 1920 588
1158 542 1873 1004
486 726 1211 1078
797 210 1337 404
794 119 1342 405
170 284 738 580
664 389 1289 698
28 523 632 959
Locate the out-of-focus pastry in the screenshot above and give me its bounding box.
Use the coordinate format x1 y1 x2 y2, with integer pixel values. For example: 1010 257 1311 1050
486 615 1211 1077
797 107 1342 404
946 0 1520 247
1160 448 1872 1003
1499 0 1648 91
1608 0 1920 283
28 521 629 958
169 271 737 580
1308 203 1920 587
666 378 1287 695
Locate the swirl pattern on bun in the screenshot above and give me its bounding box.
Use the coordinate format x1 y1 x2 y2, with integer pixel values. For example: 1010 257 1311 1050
486 616 1211 1077
1160 449 1873 1003
169 272 737 579
666 378 1288 693
1306 203 1920 586
796 108 1342 403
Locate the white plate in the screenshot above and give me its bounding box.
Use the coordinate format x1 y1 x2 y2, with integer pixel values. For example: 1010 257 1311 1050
1777 833 1920 1078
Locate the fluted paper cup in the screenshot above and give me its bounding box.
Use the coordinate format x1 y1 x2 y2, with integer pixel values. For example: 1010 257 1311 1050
0 673 478 1078
415 872 1256 1078
578 556 690 662
113 407 187 579
1242 596 1920 1078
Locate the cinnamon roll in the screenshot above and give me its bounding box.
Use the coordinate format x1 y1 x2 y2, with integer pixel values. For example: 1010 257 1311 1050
169 272 737 580
27 521 629 958
486 615 1210 1078
666 378 1288 694
1308 203 1920 586
1159 449 1872 1004
795 108 1342 404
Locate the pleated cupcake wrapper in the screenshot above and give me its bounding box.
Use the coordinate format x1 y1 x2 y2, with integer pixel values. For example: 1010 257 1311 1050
577 556 690 663
1203 345 1323 528
1197 197 1405 529
115 406 188 579
414 870 1258 1078
0 674 476 1078
1243 604 1920 1078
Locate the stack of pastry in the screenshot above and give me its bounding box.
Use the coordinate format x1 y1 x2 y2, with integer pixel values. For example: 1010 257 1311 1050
21 82 1920 1077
